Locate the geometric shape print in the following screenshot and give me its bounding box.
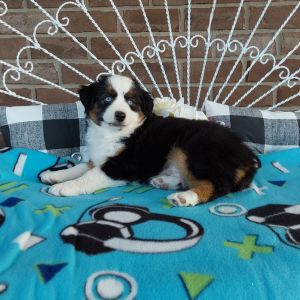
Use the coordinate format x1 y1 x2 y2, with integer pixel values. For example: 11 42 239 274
160 198 173 209
242 183 268 195
271 161 290 173
60 203 204 255
12 232 46 251
209 203 247 217
0 182 28 195
0 283 8 295
0 197 25 207
85 270 138 300
34 263 67 284
240 159 293 252
0 147 12 154
179 272 215 300
13 153 27 176
246 204 300 250
93 185 155 195
268 181 286 187
213 155 293 260
242 160 290 197
122 185 155 193
1 147 299 298
34 204 71 217
223 235 274 260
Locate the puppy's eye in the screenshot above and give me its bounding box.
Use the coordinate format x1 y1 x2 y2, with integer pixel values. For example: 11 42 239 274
128 100 133 106
104 96 112 103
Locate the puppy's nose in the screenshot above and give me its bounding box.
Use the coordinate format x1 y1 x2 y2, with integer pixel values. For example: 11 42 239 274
115 111 126 122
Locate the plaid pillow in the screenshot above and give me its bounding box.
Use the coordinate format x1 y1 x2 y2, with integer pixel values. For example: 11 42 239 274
0 102 88 161
205 100 300 154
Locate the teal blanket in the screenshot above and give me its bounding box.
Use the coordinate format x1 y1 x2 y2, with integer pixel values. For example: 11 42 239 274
0 147 300 300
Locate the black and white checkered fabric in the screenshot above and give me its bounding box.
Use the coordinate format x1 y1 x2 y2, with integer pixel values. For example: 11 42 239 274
0 102 88 161
205 100 300 154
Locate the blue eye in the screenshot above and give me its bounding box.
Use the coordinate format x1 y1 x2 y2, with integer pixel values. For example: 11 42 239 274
128 100 133 106
104 96 112 102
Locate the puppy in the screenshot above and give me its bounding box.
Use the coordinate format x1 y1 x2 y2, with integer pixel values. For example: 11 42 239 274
41 74 261 207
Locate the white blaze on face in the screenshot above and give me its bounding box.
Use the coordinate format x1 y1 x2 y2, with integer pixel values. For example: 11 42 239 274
102 75 141 128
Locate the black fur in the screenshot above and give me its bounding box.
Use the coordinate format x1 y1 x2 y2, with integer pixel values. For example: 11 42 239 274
132 79 154 117
80 76 261 203
101 116 261 202
78 75 109 115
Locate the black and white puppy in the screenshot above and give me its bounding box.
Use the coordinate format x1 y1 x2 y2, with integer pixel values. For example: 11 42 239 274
41 74 261 207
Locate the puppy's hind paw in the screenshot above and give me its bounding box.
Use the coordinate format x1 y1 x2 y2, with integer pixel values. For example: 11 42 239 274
167 191 199 207
150 175 182 190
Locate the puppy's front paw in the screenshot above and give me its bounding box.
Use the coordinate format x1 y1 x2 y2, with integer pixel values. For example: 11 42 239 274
48 181 85 197
40 170 57 185
167 190 199 207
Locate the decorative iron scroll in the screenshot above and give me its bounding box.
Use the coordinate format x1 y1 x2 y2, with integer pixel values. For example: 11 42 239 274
0 0 300 111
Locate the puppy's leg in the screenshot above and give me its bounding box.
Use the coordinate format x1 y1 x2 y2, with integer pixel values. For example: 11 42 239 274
40 163 92 184
48 166 126 197
150 163 183 190
167 180 215 207
150 176 182 190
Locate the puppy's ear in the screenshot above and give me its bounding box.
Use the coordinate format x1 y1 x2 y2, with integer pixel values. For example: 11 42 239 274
133 79 154 117
78 82 98 114
141 89 154 117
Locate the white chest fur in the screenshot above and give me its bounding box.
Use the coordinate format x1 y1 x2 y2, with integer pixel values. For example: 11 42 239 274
85 120 134 167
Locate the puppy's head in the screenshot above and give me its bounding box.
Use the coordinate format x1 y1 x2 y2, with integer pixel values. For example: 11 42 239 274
78 75 153 131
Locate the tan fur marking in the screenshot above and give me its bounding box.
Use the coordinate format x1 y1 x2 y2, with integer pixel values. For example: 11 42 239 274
138 110 146 122
133 101 146 123
167 148 214 203
234 166 250 184
167 148 188 178
89 105 98 124
167 148 197 187
124 89 134 99
107 85 117 96
191 181 214 204
114 146 126 157
125 89 146 122
87 161 95 169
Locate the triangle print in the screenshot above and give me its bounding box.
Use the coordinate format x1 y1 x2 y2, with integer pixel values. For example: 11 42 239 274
34 262 67 284
13 232 45 250
179 272 215 300
268 181 287 188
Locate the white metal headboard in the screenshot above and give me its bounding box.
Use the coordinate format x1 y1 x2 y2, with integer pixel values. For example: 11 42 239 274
0 0 300 112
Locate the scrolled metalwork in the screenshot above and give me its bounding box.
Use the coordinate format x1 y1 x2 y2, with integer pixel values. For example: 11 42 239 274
0 0 299 111
0 1 7 17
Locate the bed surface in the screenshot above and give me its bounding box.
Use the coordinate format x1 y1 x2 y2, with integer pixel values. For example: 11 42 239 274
0 147 300 300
